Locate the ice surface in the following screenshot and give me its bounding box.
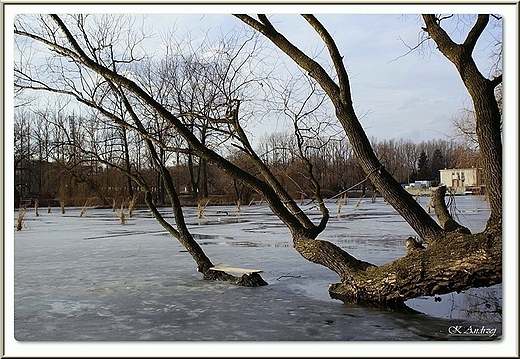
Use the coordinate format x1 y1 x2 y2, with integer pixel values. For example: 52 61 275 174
11 195 501 343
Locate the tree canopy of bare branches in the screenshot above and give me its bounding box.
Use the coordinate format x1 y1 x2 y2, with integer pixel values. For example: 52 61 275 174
14 13 502 307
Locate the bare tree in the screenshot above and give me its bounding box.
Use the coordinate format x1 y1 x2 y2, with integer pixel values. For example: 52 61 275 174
421 14 502 228
14 14 275 286
235 14 501 305
14 13 501 308
14 108 34 200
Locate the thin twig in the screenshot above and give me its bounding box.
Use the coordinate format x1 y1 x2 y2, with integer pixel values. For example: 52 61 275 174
276 274 302 280
329 166 383 200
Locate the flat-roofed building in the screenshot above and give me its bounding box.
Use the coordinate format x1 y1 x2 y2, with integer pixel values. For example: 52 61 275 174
439 168 485 195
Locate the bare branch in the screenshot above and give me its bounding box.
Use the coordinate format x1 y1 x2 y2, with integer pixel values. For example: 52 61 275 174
301 14 351 105
490 73 502 88
463 14 489 54
389 35 431 63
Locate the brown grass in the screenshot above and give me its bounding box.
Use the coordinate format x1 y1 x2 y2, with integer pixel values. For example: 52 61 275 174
197 199 210 219
58 184 67 214
128 194 138 218
354 195 365 208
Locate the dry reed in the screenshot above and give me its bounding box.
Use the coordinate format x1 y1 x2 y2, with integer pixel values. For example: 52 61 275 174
426 197 432 213
34 199 40 217
119 204 126 224
58 184 67 214
128 194 137 218
354 195 365 208
16 208 27 231
79 198 93 217
197 199 210 219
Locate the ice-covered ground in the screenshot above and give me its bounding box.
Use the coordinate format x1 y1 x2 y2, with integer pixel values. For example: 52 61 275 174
7 195 504 355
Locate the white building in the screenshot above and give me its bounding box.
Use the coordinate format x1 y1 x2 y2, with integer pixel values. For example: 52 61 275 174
439 168 484 194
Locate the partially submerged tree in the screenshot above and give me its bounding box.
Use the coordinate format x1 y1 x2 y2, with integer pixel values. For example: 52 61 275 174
14 14 271 286
14 13 501 308
235 14 502 305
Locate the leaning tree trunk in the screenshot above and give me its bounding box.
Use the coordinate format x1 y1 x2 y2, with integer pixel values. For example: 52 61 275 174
422 14 502 231
32 14 500 304
107 78 269 287
235 14 502 306
121 127 134 199
234 14 444 243
296 187 501 306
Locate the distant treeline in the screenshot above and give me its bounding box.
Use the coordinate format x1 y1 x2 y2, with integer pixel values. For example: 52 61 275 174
15 110 479 208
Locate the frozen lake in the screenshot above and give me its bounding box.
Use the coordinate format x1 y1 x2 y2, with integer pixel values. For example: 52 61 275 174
8 195 504 354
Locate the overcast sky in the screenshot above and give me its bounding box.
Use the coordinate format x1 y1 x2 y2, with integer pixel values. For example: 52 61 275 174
6 4 513 145
138 10 503 144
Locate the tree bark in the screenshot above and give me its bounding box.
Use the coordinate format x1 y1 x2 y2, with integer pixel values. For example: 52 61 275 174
431 185 471 233
328 229 501 305
422 14 502 230
236 14 502 305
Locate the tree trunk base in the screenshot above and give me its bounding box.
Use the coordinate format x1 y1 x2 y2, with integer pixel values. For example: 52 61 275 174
326 229 501 308
237 272 268 286
203 270 268 287
328 284 420 313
